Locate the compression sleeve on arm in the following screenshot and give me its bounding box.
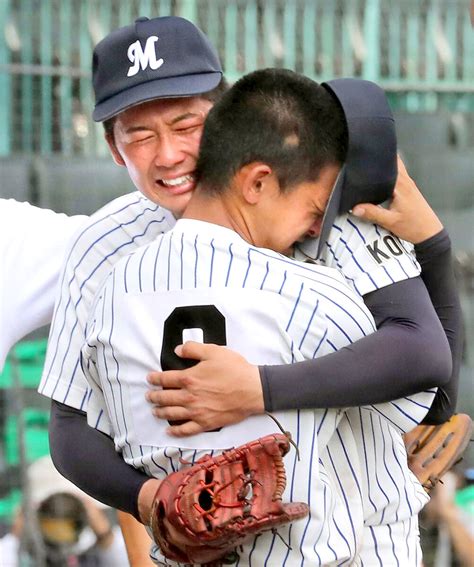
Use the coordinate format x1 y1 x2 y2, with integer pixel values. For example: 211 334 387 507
414 228 463 424
49 400 148 520
260 276 451 412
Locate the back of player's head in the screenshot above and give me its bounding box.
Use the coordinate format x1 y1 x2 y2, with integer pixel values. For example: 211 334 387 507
196 68 348 195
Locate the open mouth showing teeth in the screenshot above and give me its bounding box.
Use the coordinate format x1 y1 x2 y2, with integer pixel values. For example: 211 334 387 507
159 174 194 187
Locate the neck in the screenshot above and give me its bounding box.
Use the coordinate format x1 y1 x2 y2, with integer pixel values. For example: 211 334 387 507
182 185 256 245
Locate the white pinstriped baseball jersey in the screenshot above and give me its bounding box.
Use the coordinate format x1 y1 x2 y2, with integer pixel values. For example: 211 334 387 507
39 192 175 407
295 211 422 296
82 218 378 565
297 215 434 536
39 192 433 560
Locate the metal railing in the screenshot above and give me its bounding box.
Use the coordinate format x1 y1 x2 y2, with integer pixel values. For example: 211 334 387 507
0 0 472 156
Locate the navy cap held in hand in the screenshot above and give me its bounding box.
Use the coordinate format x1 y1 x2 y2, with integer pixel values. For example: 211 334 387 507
298 78 397 260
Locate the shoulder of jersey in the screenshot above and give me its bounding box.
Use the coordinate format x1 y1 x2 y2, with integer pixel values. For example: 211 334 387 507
69 192 175 244
326 212 370 246
90 192 171 224
294 211 358 261
288 254 348 286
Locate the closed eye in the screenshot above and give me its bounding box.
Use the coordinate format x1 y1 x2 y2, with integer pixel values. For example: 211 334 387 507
173 120 204 134
176 126 199 133
128 133 155 144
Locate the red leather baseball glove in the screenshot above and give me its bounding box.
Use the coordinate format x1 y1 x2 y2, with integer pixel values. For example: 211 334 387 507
404 413 473 492
150 433 309 565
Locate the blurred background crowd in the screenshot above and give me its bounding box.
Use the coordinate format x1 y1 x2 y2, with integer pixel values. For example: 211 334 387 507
0 1 472 565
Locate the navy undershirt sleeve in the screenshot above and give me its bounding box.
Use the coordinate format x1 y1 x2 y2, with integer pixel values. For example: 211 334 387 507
414 229 463 423
49 399 147 519
260 271 453 413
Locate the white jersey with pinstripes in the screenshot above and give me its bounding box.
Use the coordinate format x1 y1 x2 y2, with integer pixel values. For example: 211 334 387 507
39 192 176 408
82 218 378 566
297 215 434 536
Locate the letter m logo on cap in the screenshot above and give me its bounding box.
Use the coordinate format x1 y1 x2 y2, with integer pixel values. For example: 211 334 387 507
127 36 164 77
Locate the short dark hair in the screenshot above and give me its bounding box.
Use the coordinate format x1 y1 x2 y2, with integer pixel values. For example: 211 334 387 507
102 77 230 140
196 68 348 195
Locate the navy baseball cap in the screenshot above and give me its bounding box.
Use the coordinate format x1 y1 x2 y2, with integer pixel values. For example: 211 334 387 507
92 16 223 122
300 78 397 260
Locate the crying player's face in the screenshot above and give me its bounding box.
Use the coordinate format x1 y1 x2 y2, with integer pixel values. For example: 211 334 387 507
259 163 339 255
107 96 213 218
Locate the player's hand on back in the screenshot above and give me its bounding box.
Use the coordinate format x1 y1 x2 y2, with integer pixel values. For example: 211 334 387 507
351 156 443 244
146 342 264 436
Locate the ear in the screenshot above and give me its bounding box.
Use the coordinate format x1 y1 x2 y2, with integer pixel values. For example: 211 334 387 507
238 163 275 205
106 134 126 167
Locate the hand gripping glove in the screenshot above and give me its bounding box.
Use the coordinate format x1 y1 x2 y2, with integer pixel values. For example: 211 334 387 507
404 413 473 492
150 433 309 565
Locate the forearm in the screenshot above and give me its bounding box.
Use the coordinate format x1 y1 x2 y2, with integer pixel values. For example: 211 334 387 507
49 400 148 519
83 500 115 549
260 277 451 411
117 511 155 567
415 229 463 424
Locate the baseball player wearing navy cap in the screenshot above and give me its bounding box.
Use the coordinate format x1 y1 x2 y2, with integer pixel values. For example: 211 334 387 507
37 14 460 567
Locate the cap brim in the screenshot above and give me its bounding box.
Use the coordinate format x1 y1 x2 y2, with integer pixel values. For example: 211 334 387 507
93 71 222 122
315 166 345 259
295 167 345 261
